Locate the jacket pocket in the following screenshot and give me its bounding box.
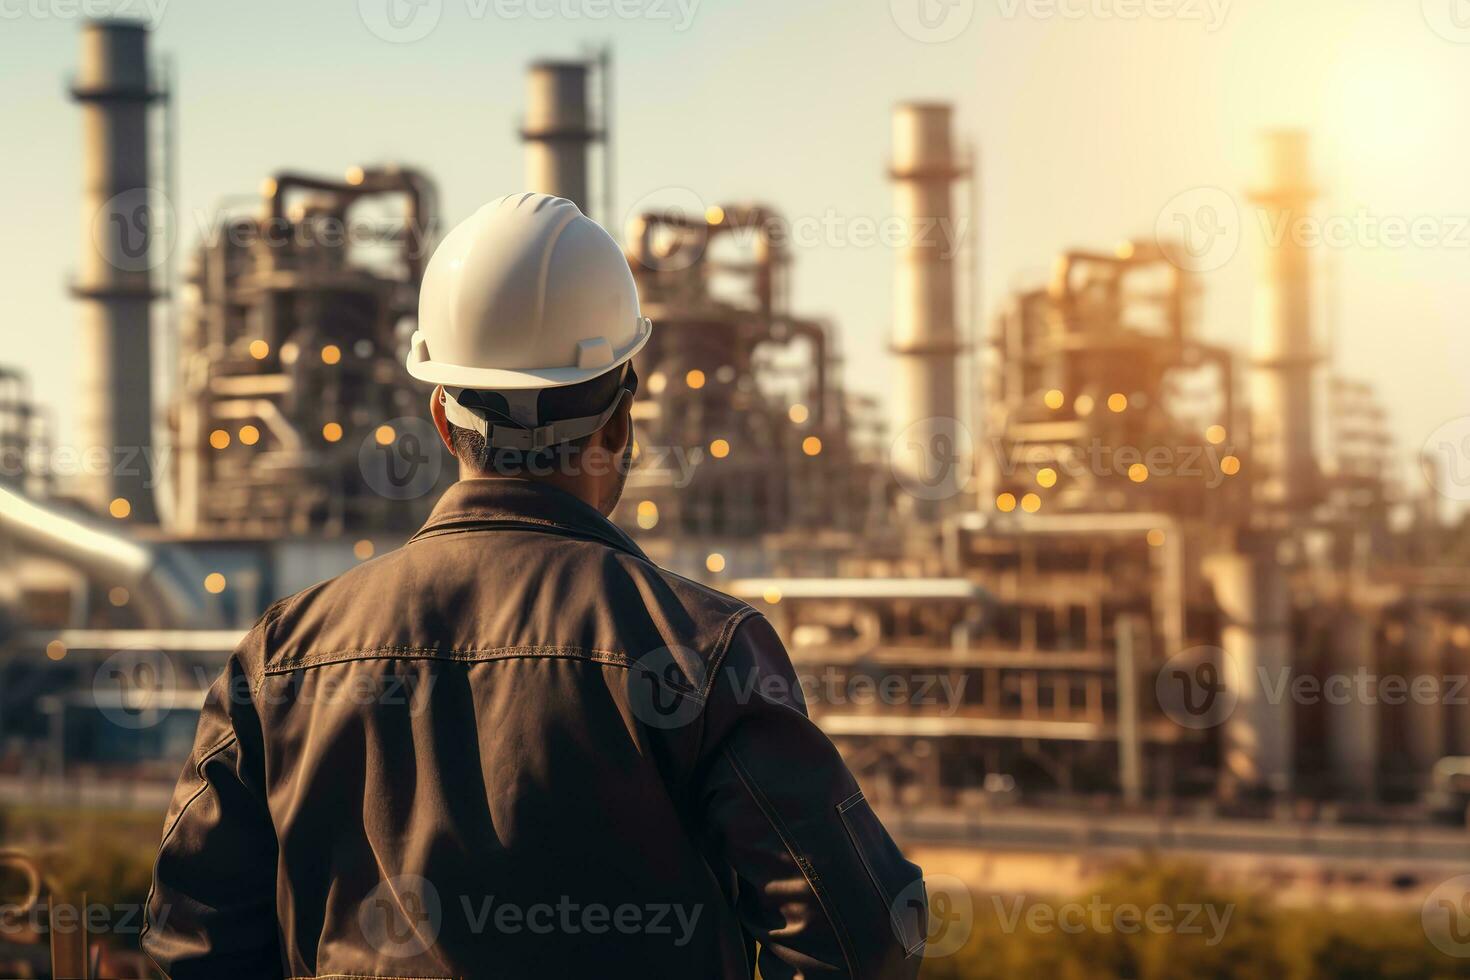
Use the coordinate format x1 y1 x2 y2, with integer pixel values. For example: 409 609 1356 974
836 791 926 955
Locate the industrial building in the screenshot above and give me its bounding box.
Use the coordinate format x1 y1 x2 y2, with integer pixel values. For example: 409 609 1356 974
3 18 1470 911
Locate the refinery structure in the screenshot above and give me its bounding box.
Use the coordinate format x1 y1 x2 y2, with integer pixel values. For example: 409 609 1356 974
4 18 1470 905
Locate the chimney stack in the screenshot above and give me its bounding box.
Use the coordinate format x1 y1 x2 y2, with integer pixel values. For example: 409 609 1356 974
1248 130 1319 512
522 61 596 214
889 103 969 515
71 19 160 522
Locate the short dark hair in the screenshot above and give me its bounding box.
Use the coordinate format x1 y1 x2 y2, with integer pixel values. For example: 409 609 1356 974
448 364 636 476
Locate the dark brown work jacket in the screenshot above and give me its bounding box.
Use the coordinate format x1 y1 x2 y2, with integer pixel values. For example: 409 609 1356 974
142 478 927 979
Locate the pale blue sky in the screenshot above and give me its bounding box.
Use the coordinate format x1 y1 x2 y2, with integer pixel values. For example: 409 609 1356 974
3 0 1466 489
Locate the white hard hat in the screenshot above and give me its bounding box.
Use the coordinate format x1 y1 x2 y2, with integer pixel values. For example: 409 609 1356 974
407 193 652 391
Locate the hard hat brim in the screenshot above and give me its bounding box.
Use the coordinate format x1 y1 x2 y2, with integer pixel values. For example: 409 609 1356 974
406 317 652 390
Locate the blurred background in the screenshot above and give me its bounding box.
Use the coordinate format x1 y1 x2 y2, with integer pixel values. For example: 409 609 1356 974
3 0 1470 975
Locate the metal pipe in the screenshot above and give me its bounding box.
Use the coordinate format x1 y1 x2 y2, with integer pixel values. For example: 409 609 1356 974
1116 615 1146 805
70 19 161 523
630 204 790 316
964 140 984 504
265 167 435 281
210 398 304 452
780 318 829 425
0 484 215 629
0 851 43 927
598 46 614 229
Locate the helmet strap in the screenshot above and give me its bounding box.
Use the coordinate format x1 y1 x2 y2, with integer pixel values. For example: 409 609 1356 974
441 364 632 456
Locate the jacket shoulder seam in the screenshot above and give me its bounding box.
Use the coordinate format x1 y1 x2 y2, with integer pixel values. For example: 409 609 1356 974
651 565 756 616
248 591 302 687
699 607 760 700
689 607 761 776
263 644 635 675
140 734 239 945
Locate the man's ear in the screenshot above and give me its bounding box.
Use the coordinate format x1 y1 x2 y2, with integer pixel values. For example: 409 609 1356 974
429 386 456 456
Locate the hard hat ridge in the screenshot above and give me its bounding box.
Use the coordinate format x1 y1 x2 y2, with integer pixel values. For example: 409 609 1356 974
407 192 652 391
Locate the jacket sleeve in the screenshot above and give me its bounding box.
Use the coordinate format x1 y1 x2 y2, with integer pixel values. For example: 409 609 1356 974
695 613 927 979
142 625 283 979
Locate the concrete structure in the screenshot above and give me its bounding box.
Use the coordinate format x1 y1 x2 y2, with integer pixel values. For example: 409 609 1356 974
1207 546 1294 798
1249 130 1319 513
889 103 968 516
1404 607 1446 780
70 20 161 522
521 60 597 214
1326 609 1378 799
0 370 52 499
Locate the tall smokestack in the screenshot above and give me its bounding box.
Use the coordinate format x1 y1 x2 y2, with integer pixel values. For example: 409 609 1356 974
889 103 968 515
71 20 159 523
1248 130 1318 512
522 61 595 214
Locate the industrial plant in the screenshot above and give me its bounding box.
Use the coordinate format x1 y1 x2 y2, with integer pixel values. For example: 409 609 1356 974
2 15 1469 974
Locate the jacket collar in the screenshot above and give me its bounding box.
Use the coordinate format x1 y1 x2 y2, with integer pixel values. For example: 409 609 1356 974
408 478 648 561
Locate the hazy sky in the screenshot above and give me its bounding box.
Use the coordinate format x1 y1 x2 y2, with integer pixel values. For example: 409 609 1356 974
3 0 1466 491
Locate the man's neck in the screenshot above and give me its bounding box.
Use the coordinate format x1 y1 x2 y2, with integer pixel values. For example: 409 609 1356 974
456 469 605 515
